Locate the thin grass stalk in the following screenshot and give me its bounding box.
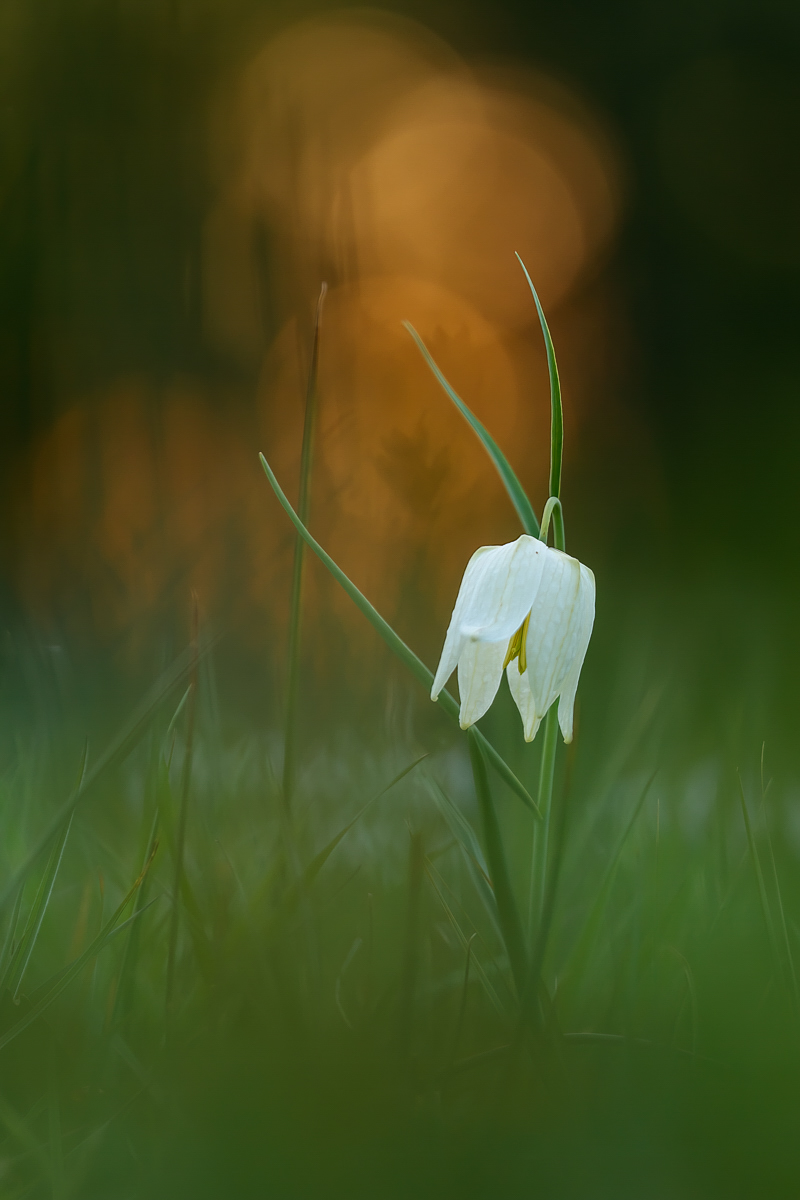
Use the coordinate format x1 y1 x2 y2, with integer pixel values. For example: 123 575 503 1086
166 596 200 1014
468 730 528 998
283 282 327 809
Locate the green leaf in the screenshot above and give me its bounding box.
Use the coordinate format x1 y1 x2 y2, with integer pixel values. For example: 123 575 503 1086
259 452 539 818
515 254 563 499
403 321 540 537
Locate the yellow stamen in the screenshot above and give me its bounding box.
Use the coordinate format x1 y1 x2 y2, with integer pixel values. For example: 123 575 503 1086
502 610 531 674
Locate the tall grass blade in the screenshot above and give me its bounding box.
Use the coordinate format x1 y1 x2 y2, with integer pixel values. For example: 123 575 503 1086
259 452 539 817
515 253 563 499
425 776 501 940
423 861 506 1016
560 772 656 1000
0 632 219 911
0 845 157 1053
3 813 73 1001
403 321 540 537
0 886 24 985
284 282 327 809
468 730 528 998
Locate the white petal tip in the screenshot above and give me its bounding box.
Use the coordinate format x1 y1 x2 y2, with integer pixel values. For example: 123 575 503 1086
459 717 472 731
430 690 439 702
562 732 573 745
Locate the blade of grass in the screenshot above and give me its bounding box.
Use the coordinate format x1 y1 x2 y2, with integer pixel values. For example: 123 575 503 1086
423 859 507 1015
403 322 540 537
468 730 528 999
0 631 220 911
424 776 501 940
515 253 562 499
2 813 74 1001
284 282 327 809
259 452 539 817
560 772 656 1001
0 886 25 987
0 844 158 1054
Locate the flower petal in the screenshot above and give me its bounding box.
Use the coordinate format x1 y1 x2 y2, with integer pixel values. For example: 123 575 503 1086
457 639 508 728
459 535 546 644
523 546 583 717
431 545 495 698
556 564 595 742
506 662 543 742
431 535 545 699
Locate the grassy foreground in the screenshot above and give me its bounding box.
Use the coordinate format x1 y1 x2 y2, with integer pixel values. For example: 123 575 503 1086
0 572 798 1199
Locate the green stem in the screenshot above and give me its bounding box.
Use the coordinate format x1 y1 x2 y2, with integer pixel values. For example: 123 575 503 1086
468 731 528 998
530 489 566 939
283 283 327 809
539 496 565 551
528 703 559 938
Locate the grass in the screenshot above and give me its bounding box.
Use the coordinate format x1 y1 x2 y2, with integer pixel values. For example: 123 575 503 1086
0 572 798 1198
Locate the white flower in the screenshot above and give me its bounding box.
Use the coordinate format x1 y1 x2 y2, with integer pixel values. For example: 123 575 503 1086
431 534 595 743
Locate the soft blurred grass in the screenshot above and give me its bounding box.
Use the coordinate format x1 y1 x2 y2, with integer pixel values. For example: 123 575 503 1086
0 574 799 1198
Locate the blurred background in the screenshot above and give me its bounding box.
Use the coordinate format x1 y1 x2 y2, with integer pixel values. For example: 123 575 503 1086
2 0 797 729
0 3 800 1196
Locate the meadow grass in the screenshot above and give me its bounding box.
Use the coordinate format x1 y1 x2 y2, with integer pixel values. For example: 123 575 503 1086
0 278 798 1198
0 577 798 1199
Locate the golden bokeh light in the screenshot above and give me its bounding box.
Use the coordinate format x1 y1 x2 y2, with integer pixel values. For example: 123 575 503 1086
10 9 628 651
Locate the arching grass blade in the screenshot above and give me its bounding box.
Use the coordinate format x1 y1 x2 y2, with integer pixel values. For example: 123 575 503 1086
515 253 563 499
403 321 540 537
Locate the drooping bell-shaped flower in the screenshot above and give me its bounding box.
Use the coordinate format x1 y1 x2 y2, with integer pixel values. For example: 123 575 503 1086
431 534 595 743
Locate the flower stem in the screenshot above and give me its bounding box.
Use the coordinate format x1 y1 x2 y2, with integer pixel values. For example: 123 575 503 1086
468 730 528 998
531 490 565 940
528 702 559 939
